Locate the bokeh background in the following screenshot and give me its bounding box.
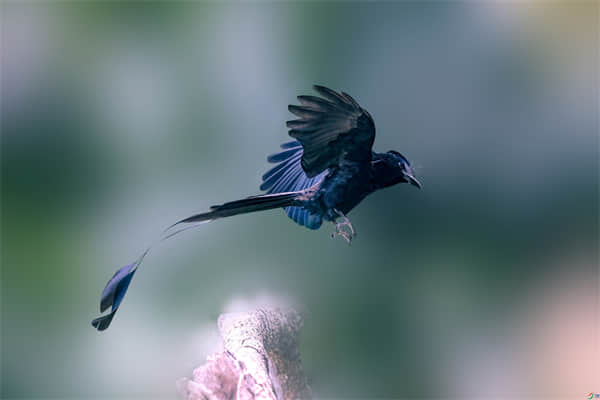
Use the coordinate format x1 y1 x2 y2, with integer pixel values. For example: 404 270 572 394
2 1 598 399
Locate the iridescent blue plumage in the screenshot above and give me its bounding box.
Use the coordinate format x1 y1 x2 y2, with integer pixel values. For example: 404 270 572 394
92 262 137 331
261 140 326 229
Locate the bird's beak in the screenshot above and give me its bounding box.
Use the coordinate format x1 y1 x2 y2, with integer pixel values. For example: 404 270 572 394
407 174 422 189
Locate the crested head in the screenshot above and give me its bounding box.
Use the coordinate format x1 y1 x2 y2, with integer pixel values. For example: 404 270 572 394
371 150 421 190
386 150 421 189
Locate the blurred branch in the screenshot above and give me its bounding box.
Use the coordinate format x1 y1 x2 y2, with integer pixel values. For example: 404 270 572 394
178 308 311 400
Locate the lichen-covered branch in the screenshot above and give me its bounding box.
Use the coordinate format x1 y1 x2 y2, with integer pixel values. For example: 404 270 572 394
178 308 311 400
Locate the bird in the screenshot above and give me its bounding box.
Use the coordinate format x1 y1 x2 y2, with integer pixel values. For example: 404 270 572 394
92 85 421 331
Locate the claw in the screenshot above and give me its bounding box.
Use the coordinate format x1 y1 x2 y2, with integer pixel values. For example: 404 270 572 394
331 227 352 244
330 209 356 244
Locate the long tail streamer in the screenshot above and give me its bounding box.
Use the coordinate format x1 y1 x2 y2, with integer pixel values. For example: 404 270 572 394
91 220 212 331
91 191 300 331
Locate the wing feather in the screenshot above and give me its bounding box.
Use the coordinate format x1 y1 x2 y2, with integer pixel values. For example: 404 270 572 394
261 141 326 229
286 85 376 177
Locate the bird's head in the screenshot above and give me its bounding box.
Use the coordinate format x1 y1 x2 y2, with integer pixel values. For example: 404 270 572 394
386 150 422 189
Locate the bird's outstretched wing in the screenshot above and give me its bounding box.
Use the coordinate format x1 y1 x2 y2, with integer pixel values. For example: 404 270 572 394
261 140 326 229
287 85 376 178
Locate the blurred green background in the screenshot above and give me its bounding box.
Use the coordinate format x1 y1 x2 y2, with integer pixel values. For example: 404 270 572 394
1 1 598 399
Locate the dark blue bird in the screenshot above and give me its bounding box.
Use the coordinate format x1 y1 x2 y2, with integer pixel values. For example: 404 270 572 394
92 85 421 331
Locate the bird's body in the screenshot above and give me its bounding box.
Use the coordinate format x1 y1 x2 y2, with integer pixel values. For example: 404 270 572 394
92 85 421 331
310 159 371 219
292 155 395 223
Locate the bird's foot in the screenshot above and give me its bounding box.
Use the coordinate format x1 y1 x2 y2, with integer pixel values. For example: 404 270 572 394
330 209 355 244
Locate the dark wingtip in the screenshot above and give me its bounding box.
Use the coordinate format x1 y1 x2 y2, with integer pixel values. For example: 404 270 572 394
287 104 303 116
280 140 300 149
341 91 360 108
311 84 350 106
312 84 337 96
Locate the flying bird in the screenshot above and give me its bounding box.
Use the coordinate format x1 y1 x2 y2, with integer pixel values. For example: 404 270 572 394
92 85 421 331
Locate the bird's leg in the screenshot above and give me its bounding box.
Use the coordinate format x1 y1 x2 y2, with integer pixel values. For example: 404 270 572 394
331 221 351 244
330 209 355 244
